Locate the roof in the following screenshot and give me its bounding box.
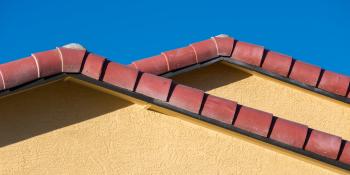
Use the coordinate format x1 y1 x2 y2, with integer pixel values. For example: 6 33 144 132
129 34 350 103
0 36 349 170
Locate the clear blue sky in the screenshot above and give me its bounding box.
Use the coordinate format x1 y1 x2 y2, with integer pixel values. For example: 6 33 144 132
0 0 349 75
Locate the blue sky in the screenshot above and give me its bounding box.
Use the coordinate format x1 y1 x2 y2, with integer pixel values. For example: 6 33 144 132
0 0 349 75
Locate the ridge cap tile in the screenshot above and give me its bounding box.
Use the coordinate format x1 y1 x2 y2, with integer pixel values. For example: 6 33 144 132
162 46 197 71
0 56 39 89
190 38 218 62
58 47 87 73
32 49 62 77
131 54 168 75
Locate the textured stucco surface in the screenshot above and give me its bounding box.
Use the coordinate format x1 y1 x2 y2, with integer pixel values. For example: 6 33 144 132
172 62 350 141
0 78 348 174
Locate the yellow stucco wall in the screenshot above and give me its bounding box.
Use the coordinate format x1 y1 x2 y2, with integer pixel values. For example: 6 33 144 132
172 62 350 141
0 72 348 174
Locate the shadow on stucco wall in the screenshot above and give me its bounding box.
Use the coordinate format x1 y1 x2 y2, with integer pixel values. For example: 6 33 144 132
171 62 251 92
0 79 132 147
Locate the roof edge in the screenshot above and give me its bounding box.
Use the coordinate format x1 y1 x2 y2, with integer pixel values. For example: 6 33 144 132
130 35 350 102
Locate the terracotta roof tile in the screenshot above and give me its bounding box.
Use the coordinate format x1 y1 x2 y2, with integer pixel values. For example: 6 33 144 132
289 61 321 87
162 46 197 71
318 70 350 96
340 142 350 164
201 95 237 124
231 41 264 66
305 130 342 159
135 73 172 101
190 38 218 63
270 118 308 148
32 49 62 77
234 106 273 137
131 55 168 75
212 35 235 56
0 56 39 89
262 51 293 77
168 84 204 114
103 62 138 91
57 47 86 73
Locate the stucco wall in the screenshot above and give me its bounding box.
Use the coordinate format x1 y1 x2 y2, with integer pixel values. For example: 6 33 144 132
0 77 348 174
172 62 350 141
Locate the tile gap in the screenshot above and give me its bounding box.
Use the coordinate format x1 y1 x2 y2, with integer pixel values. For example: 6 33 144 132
287 58 296 78
302 128 313 150
337 140 347 160
267 116 278 138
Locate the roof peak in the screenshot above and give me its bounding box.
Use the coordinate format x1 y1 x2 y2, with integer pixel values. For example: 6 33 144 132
215 34 230 38
62 43 85 50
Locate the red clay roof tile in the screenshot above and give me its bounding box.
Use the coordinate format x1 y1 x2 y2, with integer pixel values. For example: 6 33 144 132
82 53 105 80
57 47 86 73
201 95 237 124
262 51 292 77
190 38 218 63
231 41 264 66
103 62 138 91
168 84 204 114
318 70 350 96
234 106 273 137
289 61 321 87
136 73 172 101
340 142 350 164
131 55 168 75
162 46 197 71
305 130 342 159
32 49 62 77
270 118 308 148
0 56 39 89
212 35 235 56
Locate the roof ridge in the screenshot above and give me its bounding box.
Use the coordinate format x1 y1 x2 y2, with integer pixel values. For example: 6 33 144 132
129 35 350 101
0 44 349 170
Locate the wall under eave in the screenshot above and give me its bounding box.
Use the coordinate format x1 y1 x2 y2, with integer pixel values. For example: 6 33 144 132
172 62 350 141
0 78 348 174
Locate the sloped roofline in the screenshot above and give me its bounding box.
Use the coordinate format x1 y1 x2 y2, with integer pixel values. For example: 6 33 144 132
0 42 349 170
129 34 350 103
